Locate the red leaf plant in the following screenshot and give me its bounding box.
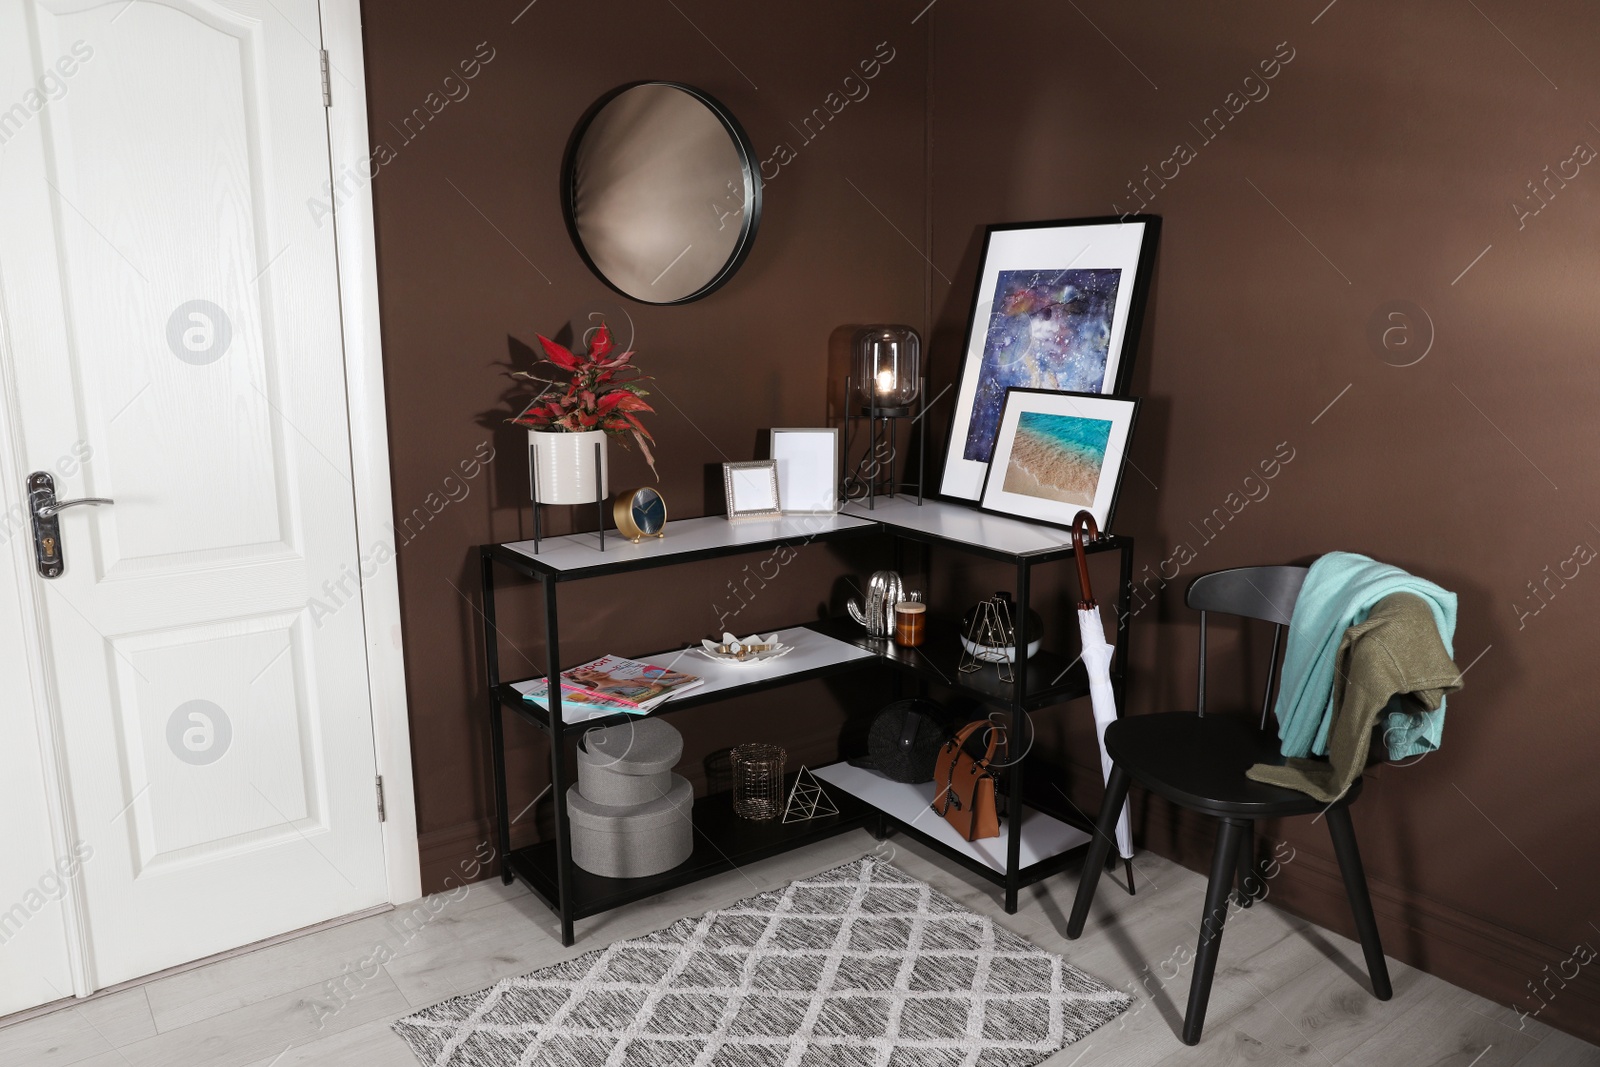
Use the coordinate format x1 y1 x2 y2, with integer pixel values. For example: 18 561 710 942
509 323 658 479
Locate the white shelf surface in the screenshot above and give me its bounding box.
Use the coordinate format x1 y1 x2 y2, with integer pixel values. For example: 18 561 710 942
502 512 877 573
510 626 876 725
813 761 1092 872
841 496 1085 557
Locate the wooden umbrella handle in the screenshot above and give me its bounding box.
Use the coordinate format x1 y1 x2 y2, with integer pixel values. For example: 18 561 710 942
1071 510 1100 609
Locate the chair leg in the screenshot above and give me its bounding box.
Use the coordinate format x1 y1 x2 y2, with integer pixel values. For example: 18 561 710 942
1182 818 1249 1045
1066 763 1132 939
1235 821 1256 907
1324 802 1393 1000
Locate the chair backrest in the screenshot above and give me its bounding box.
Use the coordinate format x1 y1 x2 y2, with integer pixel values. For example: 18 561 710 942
1186 566 1308 725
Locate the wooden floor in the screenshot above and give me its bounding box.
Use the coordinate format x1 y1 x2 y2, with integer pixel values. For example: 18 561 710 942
4 830 1596 1067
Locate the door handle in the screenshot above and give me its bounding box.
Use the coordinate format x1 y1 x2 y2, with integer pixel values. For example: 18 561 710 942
34 495 115 517
27 471 113 579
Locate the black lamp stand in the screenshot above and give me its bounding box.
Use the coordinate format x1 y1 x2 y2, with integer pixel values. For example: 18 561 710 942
841 375 928 509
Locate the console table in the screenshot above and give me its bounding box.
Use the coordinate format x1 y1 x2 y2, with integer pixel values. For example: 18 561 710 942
479 496 1133 946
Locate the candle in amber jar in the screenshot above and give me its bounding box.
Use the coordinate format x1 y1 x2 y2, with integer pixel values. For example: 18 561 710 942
894 601 926 647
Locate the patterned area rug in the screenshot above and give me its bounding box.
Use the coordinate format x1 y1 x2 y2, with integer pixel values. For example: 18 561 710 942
393 855 1129 1066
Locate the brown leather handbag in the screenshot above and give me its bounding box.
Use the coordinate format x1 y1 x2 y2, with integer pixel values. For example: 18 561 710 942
930 721 1003 841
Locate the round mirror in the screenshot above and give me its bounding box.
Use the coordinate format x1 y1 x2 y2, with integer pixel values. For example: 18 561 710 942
563 82 762 305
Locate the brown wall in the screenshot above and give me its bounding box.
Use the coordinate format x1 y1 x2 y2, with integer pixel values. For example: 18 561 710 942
363 0 1600 1044
924 0 1600 1042
359 1 927 885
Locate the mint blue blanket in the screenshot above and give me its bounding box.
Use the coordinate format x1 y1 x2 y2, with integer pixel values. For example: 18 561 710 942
1275 552 1457 760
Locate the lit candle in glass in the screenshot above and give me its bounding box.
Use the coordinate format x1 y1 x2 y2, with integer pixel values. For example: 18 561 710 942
852 326 921 414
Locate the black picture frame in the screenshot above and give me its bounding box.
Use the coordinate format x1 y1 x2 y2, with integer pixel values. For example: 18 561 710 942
976 387 1141 532
936 214 1160 502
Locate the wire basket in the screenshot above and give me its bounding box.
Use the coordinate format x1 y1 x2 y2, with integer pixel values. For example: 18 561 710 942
731 743 787 821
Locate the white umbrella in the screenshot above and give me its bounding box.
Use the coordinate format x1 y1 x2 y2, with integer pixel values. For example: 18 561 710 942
1073 513 1134 884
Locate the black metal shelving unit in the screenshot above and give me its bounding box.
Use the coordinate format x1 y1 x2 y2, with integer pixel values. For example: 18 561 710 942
502 771 875 924
480 500 1133 946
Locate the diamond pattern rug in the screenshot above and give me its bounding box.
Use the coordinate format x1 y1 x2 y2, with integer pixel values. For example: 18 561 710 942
393 855 1129 1067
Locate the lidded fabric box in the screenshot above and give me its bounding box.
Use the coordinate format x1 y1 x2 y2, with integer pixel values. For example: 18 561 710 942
566 774 693 878
568 718 691 878
576 718 684 807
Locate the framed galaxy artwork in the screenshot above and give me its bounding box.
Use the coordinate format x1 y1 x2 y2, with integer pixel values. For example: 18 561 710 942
938 215 1160 502
978 388 1140 531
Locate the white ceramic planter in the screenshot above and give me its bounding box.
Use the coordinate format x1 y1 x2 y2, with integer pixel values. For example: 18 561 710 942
529 429 609 505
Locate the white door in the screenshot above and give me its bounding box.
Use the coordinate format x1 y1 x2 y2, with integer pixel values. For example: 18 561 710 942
0 511 80 1015
0 0 389 993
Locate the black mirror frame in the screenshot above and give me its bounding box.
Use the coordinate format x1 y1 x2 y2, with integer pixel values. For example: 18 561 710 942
560 81 764 306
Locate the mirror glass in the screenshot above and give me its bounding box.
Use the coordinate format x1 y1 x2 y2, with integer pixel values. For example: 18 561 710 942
565 82 762 304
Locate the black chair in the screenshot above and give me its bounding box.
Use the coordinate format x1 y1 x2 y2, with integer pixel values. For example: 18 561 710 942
1065 565 1392 1045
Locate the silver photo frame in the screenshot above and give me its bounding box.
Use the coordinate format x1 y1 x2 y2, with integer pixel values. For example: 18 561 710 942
722 460 782 521
769 427 839 515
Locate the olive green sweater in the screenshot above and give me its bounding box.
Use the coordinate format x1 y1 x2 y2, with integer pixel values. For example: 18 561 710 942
1247 592 1461 802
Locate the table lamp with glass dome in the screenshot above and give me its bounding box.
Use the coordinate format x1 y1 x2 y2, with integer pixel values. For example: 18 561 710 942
841 325 928 508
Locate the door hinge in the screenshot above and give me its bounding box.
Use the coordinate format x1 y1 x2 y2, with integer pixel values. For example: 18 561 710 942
376 775 386 822
319 49 332 108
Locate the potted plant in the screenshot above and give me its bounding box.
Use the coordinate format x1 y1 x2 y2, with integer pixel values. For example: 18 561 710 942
511 323 657 504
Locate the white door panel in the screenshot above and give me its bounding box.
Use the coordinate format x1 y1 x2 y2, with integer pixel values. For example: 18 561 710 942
0 0 388 993
0 501 78 1015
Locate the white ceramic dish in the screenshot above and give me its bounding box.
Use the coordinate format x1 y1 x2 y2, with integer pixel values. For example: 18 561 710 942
697 632 793 665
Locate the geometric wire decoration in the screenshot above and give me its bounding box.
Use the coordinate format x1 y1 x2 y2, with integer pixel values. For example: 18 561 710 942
958 593 1017 683
781 765 839 824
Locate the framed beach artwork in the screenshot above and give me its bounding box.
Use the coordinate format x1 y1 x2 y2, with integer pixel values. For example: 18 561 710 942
978 389 1140 531
938 215 1160 501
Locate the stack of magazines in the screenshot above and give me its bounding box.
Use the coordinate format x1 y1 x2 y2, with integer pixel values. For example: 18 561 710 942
521 654 704 717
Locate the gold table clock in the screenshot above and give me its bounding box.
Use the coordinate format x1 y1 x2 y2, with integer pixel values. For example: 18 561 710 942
613 487 667 542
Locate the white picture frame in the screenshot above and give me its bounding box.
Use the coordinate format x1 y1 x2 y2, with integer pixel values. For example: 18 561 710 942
978 388 1140 531
769 427 839 514
939 215 1159 501
722 460 782 520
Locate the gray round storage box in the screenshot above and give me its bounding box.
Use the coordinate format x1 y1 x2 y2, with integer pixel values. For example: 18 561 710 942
577 718 684 807
567 774 694 878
